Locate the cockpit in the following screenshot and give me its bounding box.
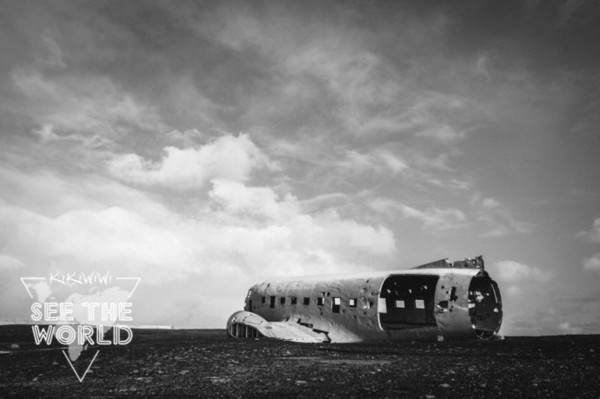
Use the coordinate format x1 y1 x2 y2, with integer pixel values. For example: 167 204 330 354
468 273 503 339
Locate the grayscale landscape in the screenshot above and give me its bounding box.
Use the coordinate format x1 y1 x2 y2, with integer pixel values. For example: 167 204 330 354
2 1 600 397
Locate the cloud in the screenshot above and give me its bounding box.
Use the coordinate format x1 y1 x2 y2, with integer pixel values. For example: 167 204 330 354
577 217 600 242
0 202 191 282
36 34 67 70
208 4 475 143
558 0 589 25
208 179 396 261
300 193 349 213
488 260 555 336
471 193 533 237
409 92 470 142
209 179 299 221
165 129 206 147
370 198 467 230
0 255 23 270
489 260 552 283
377 151 409 174
558 321 583 334
504 310 585 336
416 124 465 142
474 53 490 80
11 69 164 138
107 134 275 191
470 193 500 209
32 124 112 148
284 44 406 135
3 0 599 336
481 197 501 209
211 7 386 133
0 163 397 325
337 150 408 175
583 254 600 273
481 219 533 238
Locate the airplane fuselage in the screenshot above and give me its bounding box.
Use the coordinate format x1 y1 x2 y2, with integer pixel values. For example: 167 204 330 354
228 257 503 343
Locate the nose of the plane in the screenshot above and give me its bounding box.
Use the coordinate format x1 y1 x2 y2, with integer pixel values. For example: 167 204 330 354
468 273 503 339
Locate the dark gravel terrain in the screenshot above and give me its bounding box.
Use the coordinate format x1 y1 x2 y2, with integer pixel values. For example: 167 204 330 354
0 325 599 398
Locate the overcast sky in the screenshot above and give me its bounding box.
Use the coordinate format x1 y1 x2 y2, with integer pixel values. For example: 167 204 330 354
1 0 599 335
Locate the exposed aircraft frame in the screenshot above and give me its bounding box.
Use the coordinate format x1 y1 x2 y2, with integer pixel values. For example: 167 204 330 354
227 256 502 343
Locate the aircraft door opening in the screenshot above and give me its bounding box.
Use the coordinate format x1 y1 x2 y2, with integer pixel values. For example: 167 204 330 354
379 275 439 330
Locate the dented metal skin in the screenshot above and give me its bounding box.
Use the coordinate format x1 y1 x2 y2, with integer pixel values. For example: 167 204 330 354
227 256 503 343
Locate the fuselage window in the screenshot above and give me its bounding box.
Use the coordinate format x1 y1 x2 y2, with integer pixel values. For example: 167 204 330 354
317 297 325 306
395 300 405 308
291 296 297 305
332 297 341 313
378 297 387 313
280 297 286 305
349 298 357 308
360 298 371 309
261 296 266 304
415 299 425 309
303 297 310 305
270 296 275 308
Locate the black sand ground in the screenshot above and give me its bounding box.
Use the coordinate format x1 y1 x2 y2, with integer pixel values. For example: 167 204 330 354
0 325 599 398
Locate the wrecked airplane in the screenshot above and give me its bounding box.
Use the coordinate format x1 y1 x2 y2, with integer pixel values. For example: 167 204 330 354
227 256 502 343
